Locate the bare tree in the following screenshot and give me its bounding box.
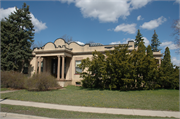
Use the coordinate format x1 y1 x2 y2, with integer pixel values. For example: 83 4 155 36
31 41 45 49
172 19 180 53
86 41 95 44
61 34 73 43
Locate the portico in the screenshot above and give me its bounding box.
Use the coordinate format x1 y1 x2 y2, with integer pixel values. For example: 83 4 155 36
35 54 72 80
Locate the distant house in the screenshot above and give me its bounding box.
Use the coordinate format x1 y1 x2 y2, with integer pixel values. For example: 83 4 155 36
29 38 162 87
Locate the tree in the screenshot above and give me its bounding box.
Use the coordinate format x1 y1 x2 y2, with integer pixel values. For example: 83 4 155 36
172 19 180 53
171 66 179 89
1 19 13 71
61 34 73 43
151 30 161 52
158 47 174 88
1 3 35 72
146 45 153 58
142 45 159 89
131 41 146 89
106 44 133 90
79 51 107 89
134 29 144 47
31 41 45 49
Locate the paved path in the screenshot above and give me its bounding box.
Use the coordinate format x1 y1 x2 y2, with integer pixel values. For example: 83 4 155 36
0 99 179 118
0 112 55 119
0 90 19 94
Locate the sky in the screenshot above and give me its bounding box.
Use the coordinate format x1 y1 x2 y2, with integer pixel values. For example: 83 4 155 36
1 0 180 66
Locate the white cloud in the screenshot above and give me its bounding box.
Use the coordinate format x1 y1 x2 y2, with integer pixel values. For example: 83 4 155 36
160 41 178 50
142 37 150 46
0 7 47 32
110 41 122 44
175 0 180 4
75 41 85 45
137 15 143 21
59 0 151 23
0 7 16 20
140 16 167 30
30 14 47 32
114 23 137 34
172 57 180 66
130 0 151 10
110 37 149 46
75 0 130 23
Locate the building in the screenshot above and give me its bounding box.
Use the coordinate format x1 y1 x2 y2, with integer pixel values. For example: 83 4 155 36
29 38 162 87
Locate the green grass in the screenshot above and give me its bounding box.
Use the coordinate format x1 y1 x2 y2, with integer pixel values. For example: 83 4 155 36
1 104 177 119
1 88 10 91
1 86 179 111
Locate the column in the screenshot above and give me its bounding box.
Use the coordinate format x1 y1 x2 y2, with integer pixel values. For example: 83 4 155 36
35 56 38 74
39 56 41 74
44 58 46 72
57 56 60 80
61 56 65 80
69 58 72 80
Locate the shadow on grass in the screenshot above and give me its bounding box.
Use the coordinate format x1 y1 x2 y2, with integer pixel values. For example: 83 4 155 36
0 97 9 102
68 85 178 92
26 87 63 92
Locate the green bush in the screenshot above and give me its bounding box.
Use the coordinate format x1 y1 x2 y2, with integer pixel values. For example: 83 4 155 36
25 73 59 91
81 73 95 88
1 71 26 89
121 78 134 90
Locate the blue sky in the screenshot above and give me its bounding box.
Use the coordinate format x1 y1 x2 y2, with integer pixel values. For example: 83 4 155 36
1 0 180 66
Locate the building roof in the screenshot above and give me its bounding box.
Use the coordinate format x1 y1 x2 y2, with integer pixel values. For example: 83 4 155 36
89 43 103 46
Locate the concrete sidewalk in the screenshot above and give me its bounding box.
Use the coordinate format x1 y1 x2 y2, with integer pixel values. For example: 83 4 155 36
0 112 56 119
0 90 19 94
0 99 179 118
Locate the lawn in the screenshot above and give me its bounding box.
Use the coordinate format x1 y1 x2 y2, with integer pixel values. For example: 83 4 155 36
1 86 179 111
1 88 10 91
1 104 177 119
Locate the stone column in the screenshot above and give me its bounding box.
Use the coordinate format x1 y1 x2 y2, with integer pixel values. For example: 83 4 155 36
57 56 60 80
39 56 41 74
61 56 65 80
35 56 38 74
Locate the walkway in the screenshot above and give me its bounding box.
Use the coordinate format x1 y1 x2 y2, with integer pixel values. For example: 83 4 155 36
0 99 179 118
0 90 19 94
0 112 55 119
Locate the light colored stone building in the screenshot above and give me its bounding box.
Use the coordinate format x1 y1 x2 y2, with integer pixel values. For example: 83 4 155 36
29 38 162 87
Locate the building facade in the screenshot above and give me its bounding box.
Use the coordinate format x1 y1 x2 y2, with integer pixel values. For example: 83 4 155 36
29 38 162 87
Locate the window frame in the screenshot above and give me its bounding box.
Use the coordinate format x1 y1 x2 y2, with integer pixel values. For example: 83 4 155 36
75 60 82 75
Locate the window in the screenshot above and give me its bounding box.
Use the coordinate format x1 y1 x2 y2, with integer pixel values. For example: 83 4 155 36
75 60 82 74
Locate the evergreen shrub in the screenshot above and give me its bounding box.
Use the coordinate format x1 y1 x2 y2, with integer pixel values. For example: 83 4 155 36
25 73 59 91
81 74 95 88
1 71 26 89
